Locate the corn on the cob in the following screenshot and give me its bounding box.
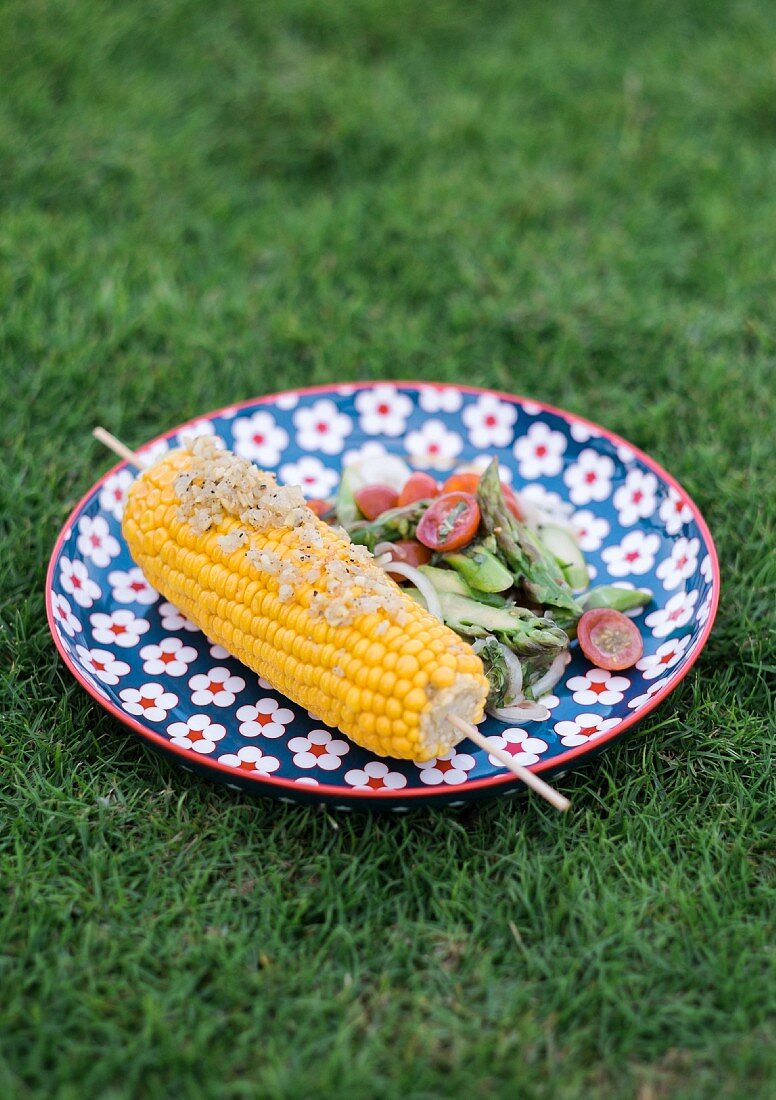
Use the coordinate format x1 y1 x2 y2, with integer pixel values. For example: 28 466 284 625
122 438 488 761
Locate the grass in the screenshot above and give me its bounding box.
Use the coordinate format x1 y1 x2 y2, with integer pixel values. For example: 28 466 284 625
1 0 775 1095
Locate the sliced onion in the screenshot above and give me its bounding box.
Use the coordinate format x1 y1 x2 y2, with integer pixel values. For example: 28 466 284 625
488 700 550 723
528 651 570 700
377 560 443 621
499 643 524 705
373 542 395 557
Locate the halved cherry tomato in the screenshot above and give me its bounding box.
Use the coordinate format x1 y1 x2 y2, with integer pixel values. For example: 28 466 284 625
383 539 432 579
306 498 331 518
577 608 643 671
354 484 398 520
416 491 481 552
397 472 439 507
442 471 481 495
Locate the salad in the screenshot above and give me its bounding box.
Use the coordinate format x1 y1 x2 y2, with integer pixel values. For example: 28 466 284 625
305 454 652 722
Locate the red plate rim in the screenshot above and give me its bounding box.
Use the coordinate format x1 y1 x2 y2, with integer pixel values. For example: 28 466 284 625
46 382 721 800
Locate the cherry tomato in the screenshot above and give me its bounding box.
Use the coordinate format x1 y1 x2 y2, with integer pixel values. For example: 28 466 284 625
383 540 432 579
306 498 331 518
416 491 481 551
442 471 481 495
397 472 439 507
577 608 643 671
354 484 398 520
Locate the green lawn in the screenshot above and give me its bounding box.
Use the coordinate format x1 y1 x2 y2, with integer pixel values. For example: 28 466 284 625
1 1 775 1096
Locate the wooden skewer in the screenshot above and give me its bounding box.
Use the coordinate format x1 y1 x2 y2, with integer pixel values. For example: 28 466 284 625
93 426 146 470
450 718 570 812
93 428 571 812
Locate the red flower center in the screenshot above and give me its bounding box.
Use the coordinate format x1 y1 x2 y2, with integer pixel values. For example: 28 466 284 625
138 695 156 710
253 433 265 444
129 580 146 592
309 742 329 758
110 623 126 635
90 533 102 548
588 680 610 695
503 739 526 757
625 550 640 562
160 651 178 664
113 488 123 502
207 679 224 694
677 555 688 569
427 443 440 454
72 575 82 589
484 414 497 427
316 422 328 434
188 727 205 742
632 490 643 503
367 775 384 789
435 758 456 774
584 471 597 484
578 724 599 737
659 650 675 665
668 607 683 621
92 658 106 671
253 711 276 726
377 403 390 415
535 444 547 457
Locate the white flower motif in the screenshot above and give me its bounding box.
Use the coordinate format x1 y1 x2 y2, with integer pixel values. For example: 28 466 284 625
294 776 319 786
659 487 693 535
354 385 413 437
535 691 562 712
554 713 620 747
232 410 289 466
288 729 349 770
419 386 463 413
636 635 692 680
139 637 198 676
415 749 476 785
617 444 635 463
486 727 549 767
167 714 226 754
59 558 102 609
76 515 121 568
628 676 671 709
520 400 542 416
700 554 713 583
293 400 352 456
461 394 518 448
601 531 661 577
236 699 295 739
98 469 134 520
569 422 600 443
75 646 130 685
138 438 171 467
89 609 150 648
564 449 615 506
279 456 339 498
177 418 216 444
108 567 158 605
645 590 699 638
189 666 246 707
572 510 610 552
566 668 631 706
158 601 199 632
51 592 81 637
344 761 408 790
218 745 281 774
119 682 178 722
655 537 700 591
404 419 463 470
696 589 714 627
342 440 388 468
513 422 567 478
209 643 230 659
613 469 659 527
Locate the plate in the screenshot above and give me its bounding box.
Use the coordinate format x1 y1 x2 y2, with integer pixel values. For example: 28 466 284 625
46 383 719 810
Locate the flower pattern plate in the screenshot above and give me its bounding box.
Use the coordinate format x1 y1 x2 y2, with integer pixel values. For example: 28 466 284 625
46 383 719 810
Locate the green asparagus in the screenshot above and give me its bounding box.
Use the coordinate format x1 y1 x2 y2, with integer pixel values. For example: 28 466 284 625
347 500 432 551
477 460 582 615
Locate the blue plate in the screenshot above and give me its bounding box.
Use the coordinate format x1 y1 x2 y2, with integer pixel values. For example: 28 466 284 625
46 384 719 810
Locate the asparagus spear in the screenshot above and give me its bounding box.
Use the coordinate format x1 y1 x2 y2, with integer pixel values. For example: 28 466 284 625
346 500 432 551
552 584 653 637
477 460 582 616
433 591 569 657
